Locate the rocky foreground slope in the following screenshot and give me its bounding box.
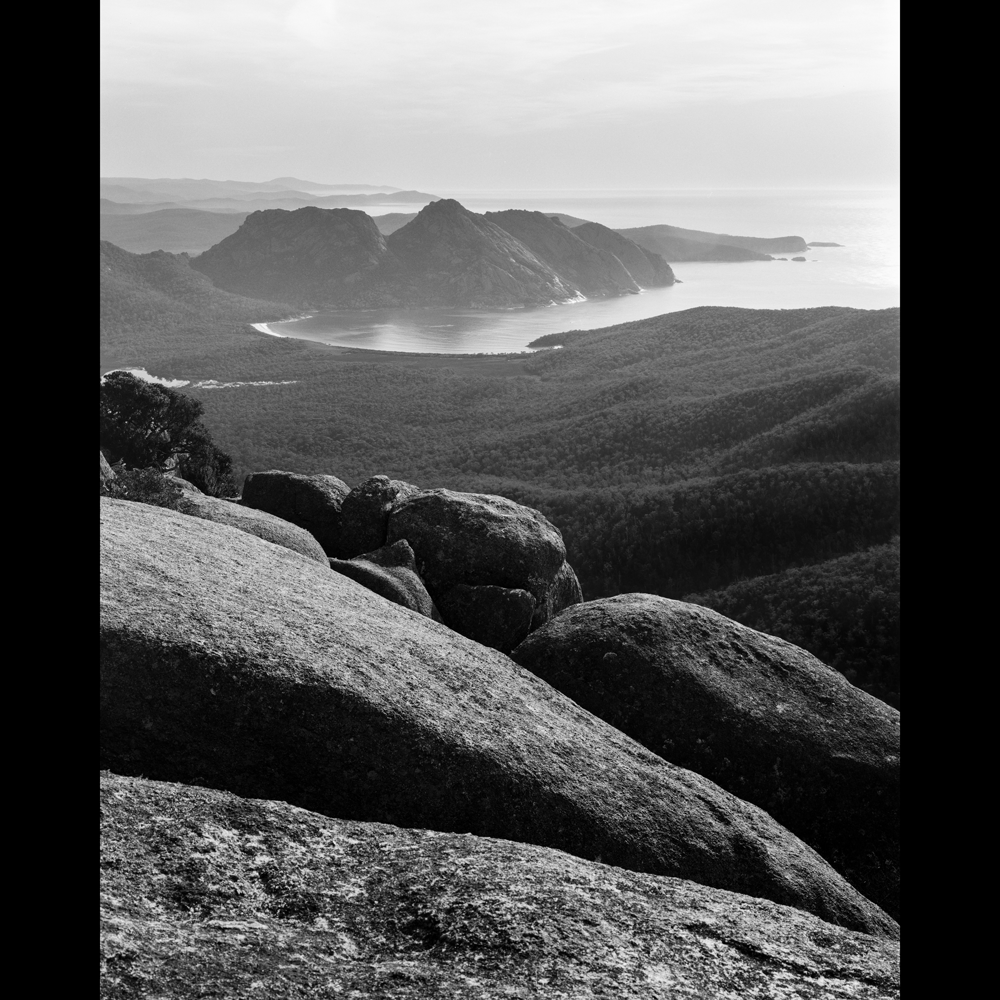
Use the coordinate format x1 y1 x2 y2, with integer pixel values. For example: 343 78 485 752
100 497 895 937
101 464 900 995
102 772 899 999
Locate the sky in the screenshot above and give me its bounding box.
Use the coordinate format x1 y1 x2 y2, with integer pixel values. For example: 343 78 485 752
100 0 899 190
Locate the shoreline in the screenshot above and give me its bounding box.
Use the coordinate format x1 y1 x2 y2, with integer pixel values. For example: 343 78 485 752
250 321 286 338
251 311 316 338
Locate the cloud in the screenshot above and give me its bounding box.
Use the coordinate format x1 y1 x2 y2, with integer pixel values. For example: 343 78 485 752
101 0 898 183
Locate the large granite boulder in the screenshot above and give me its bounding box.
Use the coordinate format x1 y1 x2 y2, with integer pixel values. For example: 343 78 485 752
164 474 202 494
99 499 897 937
541 560 585 621
338 475 420 558
386 489 579 630
99 451 115 487
511 594 901 921
176 490 328 564
240 469 350 555
330 539 442 621
101 772 901 999
437 583 536 653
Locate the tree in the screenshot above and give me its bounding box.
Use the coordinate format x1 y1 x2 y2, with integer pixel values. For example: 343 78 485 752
100 371 236 496
176 425 236 497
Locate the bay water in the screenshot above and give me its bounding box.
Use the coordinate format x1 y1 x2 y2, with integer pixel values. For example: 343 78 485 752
264 189 899 354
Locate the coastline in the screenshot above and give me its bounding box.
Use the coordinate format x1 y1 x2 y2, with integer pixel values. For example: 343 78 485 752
251 312 315 338
250 322 286 338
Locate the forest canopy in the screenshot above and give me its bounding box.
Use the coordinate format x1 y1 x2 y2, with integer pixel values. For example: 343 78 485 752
103 297 900 705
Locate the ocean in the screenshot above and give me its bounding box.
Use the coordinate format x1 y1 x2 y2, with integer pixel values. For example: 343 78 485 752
263 189 899 354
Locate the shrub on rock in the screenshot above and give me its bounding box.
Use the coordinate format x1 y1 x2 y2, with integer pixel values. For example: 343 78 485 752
240 470 350 555
511 593 901 921
99 465 186 511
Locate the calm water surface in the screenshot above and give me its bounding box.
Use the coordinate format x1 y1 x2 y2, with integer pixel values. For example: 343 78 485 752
267 189 899 354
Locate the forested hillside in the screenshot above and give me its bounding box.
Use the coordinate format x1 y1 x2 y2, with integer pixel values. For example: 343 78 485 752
99 241 292 373
106 303 900 703
684 538 900 707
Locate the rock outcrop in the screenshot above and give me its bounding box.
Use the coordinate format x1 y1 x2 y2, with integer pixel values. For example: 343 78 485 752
99 499 897 937
541 560 585 621
100 451 115 487
164 474 203 494
484 210 641 297
437 583 536 653
338 474 420 558
511 594 901 920
572 221 676 287
240 469 350 556
386 488 574 630
176 489 328 564
101 772 901 999
329 539 442 621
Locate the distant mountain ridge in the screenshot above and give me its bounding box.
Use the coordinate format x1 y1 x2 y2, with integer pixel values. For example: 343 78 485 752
100 180 812 267
100 208 250 254
100 177 441 213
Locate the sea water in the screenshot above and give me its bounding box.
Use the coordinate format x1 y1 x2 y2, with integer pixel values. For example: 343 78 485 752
265 189 899 354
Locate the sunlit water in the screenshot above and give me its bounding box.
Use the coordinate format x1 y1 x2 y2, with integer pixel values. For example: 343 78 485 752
265 189 899 354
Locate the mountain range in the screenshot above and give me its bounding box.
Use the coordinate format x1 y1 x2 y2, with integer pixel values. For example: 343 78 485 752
189 199 676 309
99 178 810 264
100 176 442 217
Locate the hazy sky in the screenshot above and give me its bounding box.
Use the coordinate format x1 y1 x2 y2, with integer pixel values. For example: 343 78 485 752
101 0 899 190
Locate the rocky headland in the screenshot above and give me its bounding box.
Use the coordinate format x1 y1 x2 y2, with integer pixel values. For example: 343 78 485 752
101 461 900 996
618 223 807 259
571 220 676 286
483 210 643 297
